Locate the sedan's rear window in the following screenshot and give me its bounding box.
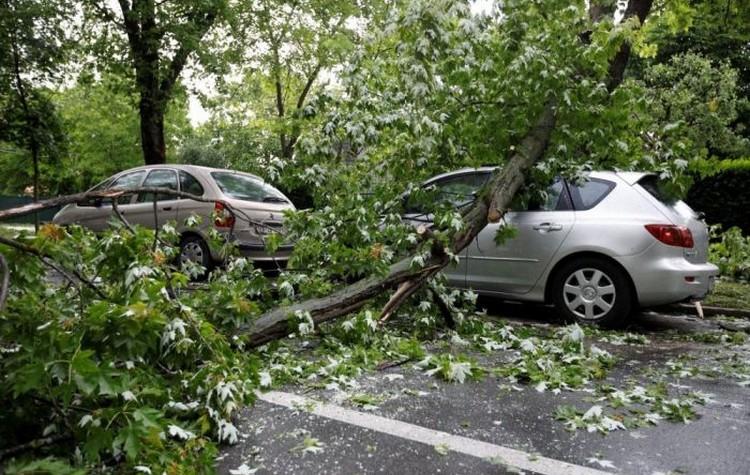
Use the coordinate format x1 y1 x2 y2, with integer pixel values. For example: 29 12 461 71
211 172 288 203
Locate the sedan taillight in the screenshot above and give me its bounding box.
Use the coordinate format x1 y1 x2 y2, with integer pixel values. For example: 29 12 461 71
213 202 235 229
644 224 694 248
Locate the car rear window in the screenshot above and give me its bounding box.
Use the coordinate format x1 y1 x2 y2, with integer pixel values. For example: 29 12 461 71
637 175 681 206
211 172 288 203
568 178 615 210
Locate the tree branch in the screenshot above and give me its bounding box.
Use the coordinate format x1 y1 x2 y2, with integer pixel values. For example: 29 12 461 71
296 63 321 110
606 0 654 92
0 235 107 300
88 0 125 29
0 434 71 462
0 187 276 232
236 103 558 347
159 9 218 99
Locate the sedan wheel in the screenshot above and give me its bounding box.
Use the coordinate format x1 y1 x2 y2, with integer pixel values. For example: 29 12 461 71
552 257 632 327
179 235 212 278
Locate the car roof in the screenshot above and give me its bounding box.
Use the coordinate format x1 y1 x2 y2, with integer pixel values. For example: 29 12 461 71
426 167 652 186
424 166 497 184
116 164 264 182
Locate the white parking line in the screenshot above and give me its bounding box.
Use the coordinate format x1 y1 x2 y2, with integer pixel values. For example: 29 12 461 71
257 390 614 475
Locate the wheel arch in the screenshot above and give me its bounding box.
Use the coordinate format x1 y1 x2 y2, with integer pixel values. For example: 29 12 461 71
543 251 639 307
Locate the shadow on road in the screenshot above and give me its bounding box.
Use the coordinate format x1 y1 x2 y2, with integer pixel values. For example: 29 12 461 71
477 295 719 335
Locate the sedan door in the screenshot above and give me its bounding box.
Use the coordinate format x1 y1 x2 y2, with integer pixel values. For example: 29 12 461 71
466 180 575 294
125 169 180 229
74 170 148 231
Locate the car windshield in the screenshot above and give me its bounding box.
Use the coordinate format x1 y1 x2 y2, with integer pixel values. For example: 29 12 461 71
211 172 288 203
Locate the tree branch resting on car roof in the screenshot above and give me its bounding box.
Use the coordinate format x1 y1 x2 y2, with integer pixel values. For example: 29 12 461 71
0 187 282 234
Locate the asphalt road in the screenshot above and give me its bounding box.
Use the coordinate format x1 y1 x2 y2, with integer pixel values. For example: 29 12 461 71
217 304 750 475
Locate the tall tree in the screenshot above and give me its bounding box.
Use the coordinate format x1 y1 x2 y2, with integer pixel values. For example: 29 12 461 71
83 0 225 165
201 0 383 163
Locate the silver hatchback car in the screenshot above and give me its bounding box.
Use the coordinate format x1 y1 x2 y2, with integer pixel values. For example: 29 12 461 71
409 168 719 326
53 165 295 269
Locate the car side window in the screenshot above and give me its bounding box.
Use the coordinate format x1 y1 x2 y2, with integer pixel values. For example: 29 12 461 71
179 171 204 197
568 178 615 210
77 179 113 207
109 171 147 205
526 180 573 211
137 169 179 202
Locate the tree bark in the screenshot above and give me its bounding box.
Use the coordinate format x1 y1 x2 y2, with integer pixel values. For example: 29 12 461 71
606 0 654 92
9 13 41 231
140 98 167 165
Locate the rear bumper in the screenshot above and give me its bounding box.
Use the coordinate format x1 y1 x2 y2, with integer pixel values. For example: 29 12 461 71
236 242 294 262
618 254 719 306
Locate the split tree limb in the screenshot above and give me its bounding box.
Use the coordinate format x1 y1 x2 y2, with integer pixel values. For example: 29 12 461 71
236 104 558 347
236 0 654 347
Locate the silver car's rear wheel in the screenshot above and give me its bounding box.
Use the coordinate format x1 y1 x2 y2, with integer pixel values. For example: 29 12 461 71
181 241 205 264
563 268 616 320
551 257 632 327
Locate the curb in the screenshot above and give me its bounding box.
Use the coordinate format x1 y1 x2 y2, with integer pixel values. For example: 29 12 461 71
669 303 750 319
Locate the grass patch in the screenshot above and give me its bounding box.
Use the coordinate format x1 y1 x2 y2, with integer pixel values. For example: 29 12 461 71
705 280 750 310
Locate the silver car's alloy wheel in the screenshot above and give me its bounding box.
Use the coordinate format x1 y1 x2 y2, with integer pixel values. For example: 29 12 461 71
180 241 205 265
562 268 616 320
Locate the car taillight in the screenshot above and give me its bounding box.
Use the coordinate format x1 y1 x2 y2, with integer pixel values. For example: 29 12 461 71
213 202 235 229
644 224 694 248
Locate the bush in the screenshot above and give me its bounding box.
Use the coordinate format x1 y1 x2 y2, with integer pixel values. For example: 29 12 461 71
0 224 263 473
709 225 750 281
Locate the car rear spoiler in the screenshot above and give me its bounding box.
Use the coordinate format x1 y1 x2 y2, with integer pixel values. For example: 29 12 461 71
616 171 652 185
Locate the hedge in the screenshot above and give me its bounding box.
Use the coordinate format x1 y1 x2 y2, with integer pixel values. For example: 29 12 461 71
687 159 750 234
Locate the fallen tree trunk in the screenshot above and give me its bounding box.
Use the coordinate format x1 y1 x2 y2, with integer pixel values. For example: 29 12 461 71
237 105 557 346
237 0 655 346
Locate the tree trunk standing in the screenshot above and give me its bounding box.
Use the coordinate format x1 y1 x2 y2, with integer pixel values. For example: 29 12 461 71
139 103 166 165
113 0 219 165
606 0 654 92
9 16 40 231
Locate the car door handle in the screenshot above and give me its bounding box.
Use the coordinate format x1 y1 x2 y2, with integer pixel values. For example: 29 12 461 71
161 206 173 211
533 222 563 232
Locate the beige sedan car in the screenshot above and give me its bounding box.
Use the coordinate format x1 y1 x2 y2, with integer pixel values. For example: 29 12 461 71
53 165 295 270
